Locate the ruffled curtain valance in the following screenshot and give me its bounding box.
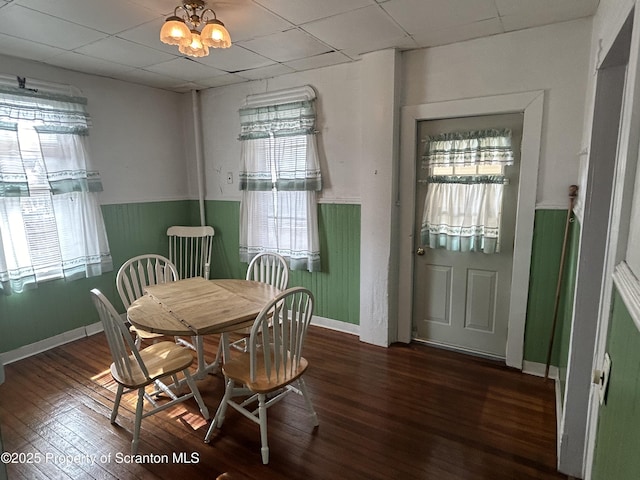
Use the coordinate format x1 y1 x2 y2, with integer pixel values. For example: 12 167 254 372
422 129 514 168
0 86 102 197
238 100 316 140
0 86 91 132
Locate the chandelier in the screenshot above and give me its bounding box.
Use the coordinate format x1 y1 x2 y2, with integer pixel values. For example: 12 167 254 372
160 0 231 58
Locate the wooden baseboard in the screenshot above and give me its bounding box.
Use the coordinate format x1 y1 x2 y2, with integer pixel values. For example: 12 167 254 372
0 321 103 365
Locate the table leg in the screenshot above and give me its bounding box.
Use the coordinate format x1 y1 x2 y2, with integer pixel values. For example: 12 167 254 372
221 332 231 364
192 336 222 380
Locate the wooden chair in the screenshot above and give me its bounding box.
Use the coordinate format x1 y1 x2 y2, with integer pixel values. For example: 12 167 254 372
90 288 209 455
204 287 319 464
167 225 215 280
230 252 289 352
116 254 178 349
167 225 219 369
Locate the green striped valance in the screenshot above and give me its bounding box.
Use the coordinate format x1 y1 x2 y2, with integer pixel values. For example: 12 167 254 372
239 100 316 140
239 170 322 191
0 86 91 130
47 170 103 194
427 175 507 185
423 128 513 167
35 125 89 136
0 180 29 197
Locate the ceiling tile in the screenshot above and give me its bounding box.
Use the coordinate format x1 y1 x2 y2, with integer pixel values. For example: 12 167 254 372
0 4 107 50
382 0 498 34
44 52 137 78
196 73 249 88
127 0 180 16
196 45 276 72
117 17 186 55
284 51 352 71
0 33 66 62
495 0 599 18
14 0 160 34
109 68 187 90
412 17 504 48
144 57 228 81
240 29 332 62
205 0 294 43
75 37 176 67
302 5 407 54
254 0 375 25
500 7 594 32
234 63 295 80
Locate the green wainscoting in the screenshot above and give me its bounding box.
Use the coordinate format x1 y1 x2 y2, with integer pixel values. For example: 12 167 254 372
591 290 640 479
206 200 361 325
2 202 573 363
0 201 196 354
524 209 579 370
0 200 360 354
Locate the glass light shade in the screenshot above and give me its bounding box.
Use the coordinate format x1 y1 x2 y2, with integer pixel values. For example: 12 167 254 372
201 19 232 48
178 30 209 57
160 16 191 46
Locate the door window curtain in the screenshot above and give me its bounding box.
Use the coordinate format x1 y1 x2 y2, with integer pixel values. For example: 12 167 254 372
420 129 513 253
0 85 112 294
238 96 322 272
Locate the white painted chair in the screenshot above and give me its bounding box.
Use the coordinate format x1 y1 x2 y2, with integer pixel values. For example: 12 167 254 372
230 252 289 352
167 225 215 281
167 225 218 368
90 288 209 455
116 254 178 349
204 287 318 464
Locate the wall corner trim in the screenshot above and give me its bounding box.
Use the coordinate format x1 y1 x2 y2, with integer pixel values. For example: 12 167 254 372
613 261 640 332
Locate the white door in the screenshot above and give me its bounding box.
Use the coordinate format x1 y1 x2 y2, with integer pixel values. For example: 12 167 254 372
412 113 522 358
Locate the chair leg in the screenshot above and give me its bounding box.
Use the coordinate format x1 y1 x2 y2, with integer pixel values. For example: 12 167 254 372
258 393 269 464
111 383 124 424
204 378 233 443
182 368 210 420
298 377 319 426
132 388 145 454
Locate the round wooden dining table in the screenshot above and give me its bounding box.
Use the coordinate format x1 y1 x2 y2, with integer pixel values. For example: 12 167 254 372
127 277 280 379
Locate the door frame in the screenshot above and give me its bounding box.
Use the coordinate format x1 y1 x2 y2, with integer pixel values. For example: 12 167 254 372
397 91 544 369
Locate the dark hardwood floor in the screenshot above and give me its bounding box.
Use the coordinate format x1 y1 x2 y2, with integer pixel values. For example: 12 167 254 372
0 326 566 479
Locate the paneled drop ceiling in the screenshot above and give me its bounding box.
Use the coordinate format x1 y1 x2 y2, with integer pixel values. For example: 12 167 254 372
0 0 600 92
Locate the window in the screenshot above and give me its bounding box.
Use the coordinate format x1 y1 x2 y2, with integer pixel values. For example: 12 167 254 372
238 88 322 272
0 84 112 294
420 129 514 253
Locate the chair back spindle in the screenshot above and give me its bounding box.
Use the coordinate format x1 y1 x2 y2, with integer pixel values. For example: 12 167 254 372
167 226 215 280
246 253 288 290
91 289 148 382
249 287 313 385
117 254 178 309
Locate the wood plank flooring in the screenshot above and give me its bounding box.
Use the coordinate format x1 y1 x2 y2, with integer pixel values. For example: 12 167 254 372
0 327 566 479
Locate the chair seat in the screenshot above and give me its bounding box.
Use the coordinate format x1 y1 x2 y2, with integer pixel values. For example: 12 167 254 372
222 352 308 394
129 325 164 340
110 341 194 389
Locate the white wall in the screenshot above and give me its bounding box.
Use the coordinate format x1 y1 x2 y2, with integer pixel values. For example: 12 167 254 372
0 54 190 205
198 61 363 204
403 19 592 210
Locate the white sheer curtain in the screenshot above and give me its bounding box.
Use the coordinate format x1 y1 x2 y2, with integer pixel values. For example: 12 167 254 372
238 95 322 272
0 86 112 294
420 130 513 254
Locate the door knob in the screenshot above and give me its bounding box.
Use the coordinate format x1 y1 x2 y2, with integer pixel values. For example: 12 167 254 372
416 247 425 256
